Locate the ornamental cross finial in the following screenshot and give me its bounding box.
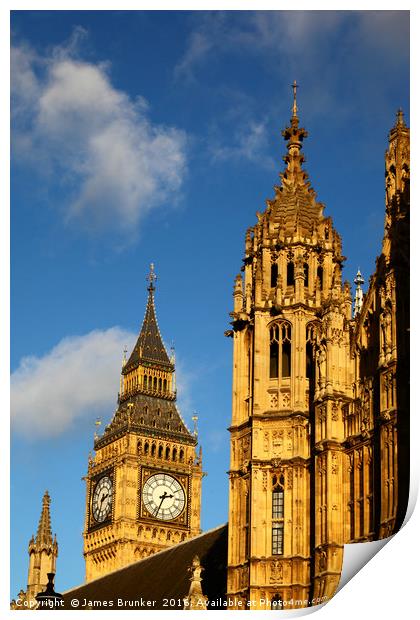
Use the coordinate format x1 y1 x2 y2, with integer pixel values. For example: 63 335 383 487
147 262 157 292
292 80 299 118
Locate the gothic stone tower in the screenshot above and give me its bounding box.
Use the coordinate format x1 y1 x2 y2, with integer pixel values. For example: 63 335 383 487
27 491 58 600
11 491 58 608
83 265 203 581
350 110 410 541
226 85 352 609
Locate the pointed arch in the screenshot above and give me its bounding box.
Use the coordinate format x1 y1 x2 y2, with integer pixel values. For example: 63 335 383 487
269 321 292 379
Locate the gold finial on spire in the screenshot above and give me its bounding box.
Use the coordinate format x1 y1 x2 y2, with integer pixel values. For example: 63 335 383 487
292 79 299 118
146 262 157 293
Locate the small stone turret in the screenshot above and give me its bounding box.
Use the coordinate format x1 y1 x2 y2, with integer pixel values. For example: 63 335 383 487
184 555 208 610
11 491 58 609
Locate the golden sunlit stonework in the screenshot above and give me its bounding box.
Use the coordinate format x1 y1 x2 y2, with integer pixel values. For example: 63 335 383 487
12 87 409 610
225 87 409 609
83 265 203 581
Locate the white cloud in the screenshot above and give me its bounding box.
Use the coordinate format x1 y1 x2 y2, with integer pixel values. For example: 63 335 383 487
11 327 135 438
175 11 408 82
210 120 274 168
11 328 196 439
11 33 187 238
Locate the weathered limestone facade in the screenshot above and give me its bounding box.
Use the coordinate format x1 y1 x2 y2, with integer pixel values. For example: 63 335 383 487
226 90 409 610
83 266 203 581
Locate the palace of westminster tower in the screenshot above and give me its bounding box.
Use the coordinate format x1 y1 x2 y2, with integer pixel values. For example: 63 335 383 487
12 85 409 610
226 86 409 607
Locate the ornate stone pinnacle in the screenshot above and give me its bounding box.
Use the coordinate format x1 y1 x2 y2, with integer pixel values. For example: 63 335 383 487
353 269 365 317
184 555 208 610
396 108 406 127
35 491 53 546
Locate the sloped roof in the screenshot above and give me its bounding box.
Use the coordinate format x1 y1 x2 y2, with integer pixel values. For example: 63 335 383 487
266 114 324 238
96 393 195 448
62 524 228 610
124 288 172 372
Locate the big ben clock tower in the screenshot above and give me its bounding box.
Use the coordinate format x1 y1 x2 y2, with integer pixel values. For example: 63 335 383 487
83 265 203 581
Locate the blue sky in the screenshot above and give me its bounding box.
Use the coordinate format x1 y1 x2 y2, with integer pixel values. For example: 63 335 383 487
10 10 409 597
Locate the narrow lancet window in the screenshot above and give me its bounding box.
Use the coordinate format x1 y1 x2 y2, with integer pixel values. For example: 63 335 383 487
270 325 279 378
281 323 291 378
270 323 292 379
304 262 309 287
272 476 285 555
271 262 278 288
287 262 295 287
317 266 324 290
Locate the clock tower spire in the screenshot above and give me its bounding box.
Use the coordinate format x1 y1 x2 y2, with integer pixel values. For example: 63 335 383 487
83 265 203 581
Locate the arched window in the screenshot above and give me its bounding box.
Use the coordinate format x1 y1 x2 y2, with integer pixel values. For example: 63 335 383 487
153 377 157 391
172 447 177 461
144 442 149 455
270 324 279 378
163 378 167 392
158 444 163 458
151 443 156 457
165 446 170 459
287 262 295 287
272 476 284 556
179 449 184 462
271 595 282 610
271 262 278 288
148 375 152 390
159 378 162 391
317 266 324 290
303 262 309 287
270 323 292 379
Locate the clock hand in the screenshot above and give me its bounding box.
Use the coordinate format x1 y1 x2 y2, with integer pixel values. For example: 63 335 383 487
154 491 174 516
154 494 166 517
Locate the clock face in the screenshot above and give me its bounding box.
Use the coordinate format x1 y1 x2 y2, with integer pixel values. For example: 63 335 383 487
92 476 113 523
142 473 186 521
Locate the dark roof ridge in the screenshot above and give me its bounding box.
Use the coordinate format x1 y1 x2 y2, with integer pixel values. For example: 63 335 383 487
62 523 228 595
